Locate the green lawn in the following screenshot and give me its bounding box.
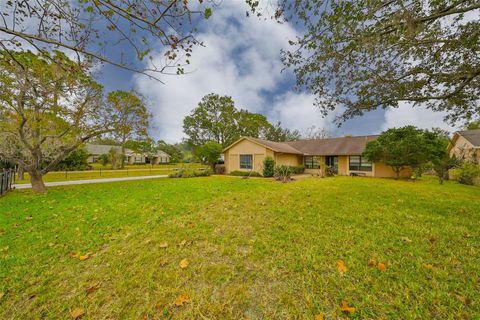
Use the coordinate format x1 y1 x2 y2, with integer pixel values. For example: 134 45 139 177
0 176 479 319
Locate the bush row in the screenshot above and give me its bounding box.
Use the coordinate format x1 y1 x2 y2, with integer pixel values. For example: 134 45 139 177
169 167 212 178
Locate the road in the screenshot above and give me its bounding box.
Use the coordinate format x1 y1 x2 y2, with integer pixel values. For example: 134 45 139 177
13 175 169 189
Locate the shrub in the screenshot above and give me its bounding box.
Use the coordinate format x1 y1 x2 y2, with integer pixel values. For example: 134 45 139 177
98 154 110 166
55 149 90 171
274 165 292 183
169 166 212 178
325 165 336 177
289 165 305 174
214 164 225 174
457 162 480 185
263 157 275 177
230 170 262 177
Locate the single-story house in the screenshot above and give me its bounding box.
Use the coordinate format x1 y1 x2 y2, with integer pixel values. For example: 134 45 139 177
223 136 412 178
448 129 480 162
86 144 170 164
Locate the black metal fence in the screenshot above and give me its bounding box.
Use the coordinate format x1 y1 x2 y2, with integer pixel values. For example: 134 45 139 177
0 169 15 196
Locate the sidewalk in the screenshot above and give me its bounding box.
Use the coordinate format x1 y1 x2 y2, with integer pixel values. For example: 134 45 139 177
13 175 169 189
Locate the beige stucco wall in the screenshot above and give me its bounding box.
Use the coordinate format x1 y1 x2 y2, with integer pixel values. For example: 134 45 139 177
224 139 268 173
224 139 302 174
373 162 412 178
274 153 302 167
450 136 480 162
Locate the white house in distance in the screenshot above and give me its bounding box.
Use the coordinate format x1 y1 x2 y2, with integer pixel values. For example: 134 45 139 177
86 144 170 164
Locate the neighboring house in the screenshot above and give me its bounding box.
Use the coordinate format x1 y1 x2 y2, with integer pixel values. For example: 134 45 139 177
448 129 480 162
85 144 170 164
223 136 412 178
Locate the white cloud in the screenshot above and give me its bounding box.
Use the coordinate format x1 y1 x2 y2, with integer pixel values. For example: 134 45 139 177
135 1 324 142
382 102 461 133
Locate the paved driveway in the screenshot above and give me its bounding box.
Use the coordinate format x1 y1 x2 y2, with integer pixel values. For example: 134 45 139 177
13 175 169 189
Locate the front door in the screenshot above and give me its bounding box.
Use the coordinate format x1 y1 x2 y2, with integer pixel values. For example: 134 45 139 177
325 156 338 174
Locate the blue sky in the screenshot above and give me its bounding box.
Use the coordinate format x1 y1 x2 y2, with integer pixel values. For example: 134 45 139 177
97 1 459 143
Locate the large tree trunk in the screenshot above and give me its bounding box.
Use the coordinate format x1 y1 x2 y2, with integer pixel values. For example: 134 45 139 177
17 165 25 180
121 145 126 169
29 170 47 193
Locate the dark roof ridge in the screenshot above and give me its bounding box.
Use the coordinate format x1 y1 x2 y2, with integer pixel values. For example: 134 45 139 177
285 134 380 143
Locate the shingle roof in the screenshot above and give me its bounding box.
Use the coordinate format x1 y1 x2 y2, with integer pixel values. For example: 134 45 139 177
245 137 304 154
457 129 480 147
285 135 379 156
86 144 129 155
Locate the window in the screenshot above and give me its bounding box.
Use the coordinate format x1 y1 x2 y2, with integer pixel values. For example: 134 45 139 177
135 155 142 163
349 156 372 171
92 155 98 163
240 154 253 169
304 156 320 169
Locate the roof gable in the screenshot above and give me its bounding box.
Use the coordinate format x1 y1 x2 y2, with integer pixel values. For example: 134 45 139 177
457 129 480 147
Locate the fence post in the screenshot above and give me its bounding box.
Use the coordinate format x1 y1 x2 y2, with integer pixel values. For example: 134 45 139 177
65 170 68 180
100 168 102 177
127 168 129 176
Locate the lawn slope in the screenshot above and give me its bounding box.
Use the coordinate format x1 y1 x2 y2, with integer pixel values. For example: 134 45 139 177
0 177 479 319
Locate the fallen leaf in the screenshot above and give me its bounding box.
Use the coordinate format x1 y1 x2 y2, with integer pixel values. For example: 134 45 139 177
25 216 33 221
79 253 91 261
336 260 347 275
180 239 187 246
340 300 356 314
174 294 189 306
314 314 325 320
86 282 101 295
423 263 437 271
367 259 376 267
71 252 80 258
378 262 387 272
159 242 168 249
429 236 437 244
450 256 457 264
179 258 189 269
400 236 412 243
144 239 152 244
160 258 168 267
70 308 85 319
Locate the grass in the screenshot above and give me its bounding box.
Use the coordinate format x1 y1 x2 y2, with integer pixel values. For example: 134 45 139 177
0 176 479 319
14 164 207 184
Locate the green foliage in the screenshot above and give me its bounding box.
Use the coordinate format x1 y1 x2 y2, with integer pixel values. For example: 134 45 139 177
156 140 184 163
363 126 444 179
264 121 302 142
230 170 262 177
183 94 299 147
196 141 223 169
262 157 275 177
54 149 90 171
125 140 155 153
288 165 305 174
276 1 480 125
169 166 212 178
466 120 480 130
274 165 292 182
457 162 480 185
98 154 110 167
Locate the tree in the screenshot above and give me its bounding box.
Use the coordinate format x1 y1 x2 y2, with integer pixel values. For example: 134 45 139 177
263 157 275 177
55 148 90 171
303 126 331 140
363 126 433 179
425 129 460 184
0 51 114 192
271 1 480 125
196 141 222 170
108 91 150 168
1 0 216 80
183 94 239 148
98 154 110 167
466 120 480 130
264 122 302 142
236 110 272 139
157 140 184 163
